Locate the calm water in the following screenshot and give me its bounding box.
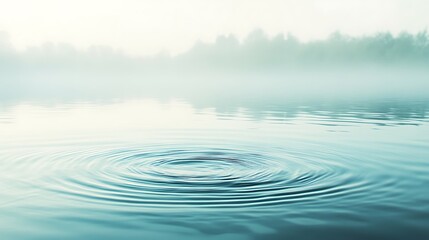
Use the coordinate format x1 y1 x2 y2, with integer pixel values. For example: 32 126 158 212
1 98 429 240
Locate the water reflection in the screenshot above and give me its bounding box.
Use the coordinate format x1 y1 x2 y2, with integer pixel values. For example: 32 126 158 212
1 98 428 128
0 98 428 240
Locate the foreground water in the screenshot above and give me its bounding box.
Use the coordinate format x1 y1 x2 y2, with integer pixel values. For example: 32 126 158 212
0 98 428 240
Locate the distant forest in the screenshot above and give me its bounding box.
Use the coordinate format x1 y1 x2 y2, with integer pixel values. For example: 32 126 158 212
1 30 429 102
1 30 429 73
182 30 429 68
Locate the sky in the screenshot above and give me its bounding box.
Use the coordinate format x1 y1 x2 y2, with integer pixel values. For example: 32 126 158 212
0 0 428 56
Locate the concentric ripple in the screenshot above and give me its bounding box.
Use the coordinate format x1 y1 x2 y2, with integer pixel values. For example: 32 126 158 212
32 144 371 210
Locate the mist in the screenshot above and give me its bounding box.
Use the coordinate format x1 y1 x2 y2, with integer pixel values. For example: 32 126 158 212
1 30 429 104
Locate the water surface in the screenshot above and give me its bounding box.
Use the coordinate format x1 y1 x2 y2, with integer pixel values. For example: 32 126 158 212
0 98 428 240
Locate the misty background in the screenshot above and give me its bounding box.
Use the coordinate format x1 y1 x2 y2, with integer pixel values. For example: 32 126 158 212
1 0 428 119
1 29 429 101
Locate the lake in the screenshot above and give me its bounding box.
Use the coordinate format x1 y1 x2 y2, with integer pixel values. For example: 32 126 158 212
0 97 428 240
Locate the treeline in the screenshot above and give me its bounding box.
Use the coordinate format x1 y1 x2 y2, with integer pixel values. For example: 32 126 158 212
1 30 429 73
1 30 429 102
178 30 429 69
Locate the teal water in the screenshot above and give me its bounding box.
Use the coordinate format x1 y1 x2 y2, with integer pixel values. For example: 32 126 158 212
0 98 428 240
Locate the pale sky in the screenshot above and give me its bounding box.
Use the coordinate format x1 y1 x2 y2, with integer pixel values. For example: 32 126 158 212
0 0 428 56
